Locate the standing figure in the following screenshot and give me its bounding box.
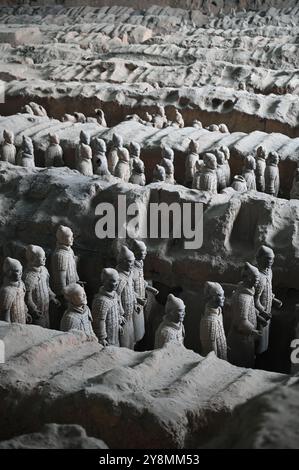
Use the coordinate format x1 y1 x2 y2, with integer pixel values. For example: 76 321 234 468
76 131 93 176
160 146 175 184
0 257 28 324
24 245 60 329
92 268 124 346
114 147 130 182
215 149 227 192
60 284 96 340
152 164 166 183
107 133 122 175
129 158 146 186
18 136 35 168
185 139 199 187
200 281 227 360
1 130 16 164
242 155 256 191
92 138 110 176
131 240 158 344
129 142 141 173
220 145 231 186
116 246 139 350
45 133 64 167
193 153 217 193
152 105 167 129
154 294 185 348
95 108 107 127
265 151 280 197
254 245 282 355
171 109 184 128
51 225 79 297
255 145 267 192
228 262 262 368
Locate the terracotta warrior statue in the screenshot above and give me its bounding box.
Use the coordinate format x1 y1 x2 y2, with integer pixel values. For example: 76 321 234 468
1 129 16 164
254 245 282 355
152 164 166 183
114 146 130 182
92 138 110 176
95 108 107 127
92 268 124 346
129 158 146 186
51 225 79 297
200 281 227 360
154 294 185 348
242 155 257 191
107 133 122 175
116 246 140 349
228 262 262 368
193 153 217 193
215 149 227 192
24 245 60 329
255 145 267 192
18 135 35 167
160 145 175 184
152 105 167 129
265 151 280 197
185 139 200 187
45 133 64 167
60 284 96 340
129 142 141 173
0 257 29 324
131 240 158 344
231 175 247 193
171 109 184 128
219 145 231 186
76 130 93 176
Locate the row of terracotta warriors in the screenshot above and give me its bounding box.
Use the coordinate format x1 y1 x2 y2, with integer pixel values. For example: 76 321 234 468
0 128 285 198
0 225 283 366
0 225 161 350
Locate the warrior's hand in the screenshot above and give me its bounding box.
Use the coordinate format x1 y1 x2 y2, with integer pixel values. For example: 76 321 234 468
273 298 283 309
137 297 146 306
146 286 159 296
52 297 61 307
26 313 33 324
33 310 43 319
99 338 108 347
257 314 268 328
252 329 263 338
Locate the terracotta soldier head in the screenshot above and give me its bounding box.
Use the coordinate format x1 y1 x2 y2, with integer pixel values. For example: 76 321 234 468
3 129 14 144
3 257 22 283
267 151 279 166
101 268 119 292
244 155 256 171
56 225 74 247
79 130 90 145
22 135 34 154
153 164 166 181
112 133 123 148
214 149 226 165
204 153 217 170
118 147 130 163
165 294 185 324
63 283 87 308
256 245 274 270
231 175 247 192
220 145 230 161
219 123 229 133
204 281 225 308
161 145 174 161
189 139 200 154
132 240 147 261
256 145 267 160
130 142 141 158
48 133 60 145
26 245 46 267
242 262 260 289
94 137 106 153
117 246 135 272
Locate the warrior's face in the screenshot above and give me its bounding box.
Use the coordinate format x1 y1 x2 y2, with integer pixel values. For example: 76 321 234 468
10 265 22 282
246 271 260 289
259 253 274 270
64 232 73 247
210 292 225 309
36 251 46 267
105 273 119 292
71 287 87 307
171 307 185 324
135 246 147 261
122 255 135 272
